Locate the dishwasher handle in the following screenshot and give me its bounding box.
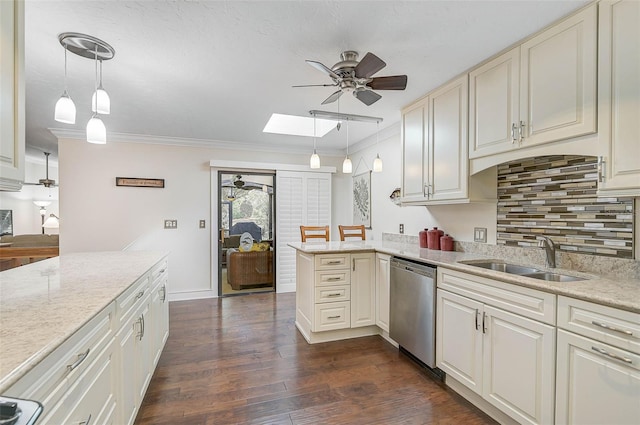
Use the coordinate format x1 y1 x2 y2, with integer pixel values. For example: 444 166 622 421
391 258 436 279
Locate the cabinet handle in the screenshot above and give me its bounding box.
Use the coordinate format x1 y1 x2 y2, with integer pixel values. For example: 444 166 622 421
591 346 632 364
482 312 487 334
328 315 341 319
141 313 146 340
79 413 92 425
511 123 518 143
327 277 341 281
67 348 91 372
159 268 166 274
353 259 356 271
592 321 633 336
136 290 145 299
137 315 144 341
597 157 605 183
475 309 480 330
327 293 341 297
160 284 167 302
518 121 525 142
327 261 341 265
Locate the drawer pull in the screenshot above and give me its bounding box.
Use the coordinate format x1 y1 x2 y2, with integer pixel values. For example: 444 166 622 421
328 315 341 319
136 290 145 299
159 268 166 273
326 277 341 281
482 312 487 334
326 293 341 297
475 309 480 331
591 346 632 364
592 321 633 336
327 261 341 265
79 413 92 425
67 348 90 372
160 284 167 302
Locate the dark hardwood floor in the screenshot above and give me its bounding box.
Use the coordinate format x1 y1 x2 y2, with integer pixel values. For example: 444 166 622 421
136 293 497 425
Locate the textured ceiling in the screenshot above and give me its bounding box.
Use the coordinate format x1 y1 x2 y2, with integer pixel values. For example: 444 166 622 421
25 0 589 159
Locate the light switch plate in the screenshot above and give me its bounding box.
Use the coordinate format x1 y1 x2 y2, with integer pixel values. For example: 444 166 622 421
164 219 178 229
474 227 487 243
399 224 404 234
199 220 206 229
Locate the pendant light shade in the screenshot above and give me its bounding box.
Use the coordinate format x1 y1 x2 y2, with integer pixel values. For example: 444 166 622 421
86 115 106 144
310 150 320 169
373 154 383 172
342 156 353 173
91 87 110 114
54 91 76 124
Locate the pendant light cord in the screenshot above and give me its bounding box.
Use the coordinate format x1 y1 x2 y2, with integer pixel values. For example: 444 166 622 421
313 113 316 151
93 46 99 114
63 47 68 91
346 119 349 156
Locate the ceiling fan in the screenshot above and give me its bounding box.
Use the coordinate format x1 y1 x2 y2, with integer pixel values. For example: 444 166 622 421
294 51 408 106
24 152 57 188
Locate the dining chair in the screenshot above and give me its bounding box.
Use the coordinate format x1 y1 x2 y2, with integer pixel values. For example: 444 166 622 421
338 225 366 241
300 225 330 242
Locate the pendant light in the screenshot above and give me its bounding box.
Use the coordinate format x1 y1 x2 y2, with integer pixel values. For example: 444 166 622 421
91 60 110 114
373 120 383 172
342 120 352 174
310 113 320 169
86 46 106 144
54 47 76 124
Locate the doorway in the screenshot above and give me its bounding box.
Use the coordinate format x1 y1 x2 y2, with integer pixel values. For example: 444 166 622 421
218 171 276 296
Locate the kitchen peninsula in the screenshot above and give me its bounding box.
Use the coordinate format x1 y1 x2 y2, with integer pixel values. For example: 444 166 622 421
0 251 169 425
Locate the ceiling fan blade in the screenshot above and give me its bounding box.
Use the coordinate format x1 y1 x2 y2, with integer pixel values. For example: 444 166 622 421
22 182 42 186
354 52 386 78
306 60 340 80
321 90 344 105
368 75 408 90
354 89 382 106
292 83 338 88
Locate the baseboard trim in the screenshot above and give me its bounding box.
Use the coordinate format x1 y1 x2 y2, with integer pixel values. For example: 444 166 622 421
168 290 217 301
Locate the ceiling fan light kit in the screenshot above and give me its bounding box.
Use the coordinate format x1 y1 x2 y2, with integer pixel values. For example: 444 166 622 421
55 32 115 144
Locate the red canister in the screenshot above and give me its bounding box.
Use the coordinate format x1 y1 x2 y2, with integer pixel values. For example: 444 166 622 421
440 234 454 251
427 227 444 250
419 229 428 248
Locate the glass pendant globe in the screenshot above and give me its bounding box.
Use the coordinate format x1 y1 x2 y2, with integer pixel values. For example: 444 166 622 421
342 156 352 174
91 88 111 114
86 115 107 144
310 151 320 169
373 154 383 172
54 92 76 124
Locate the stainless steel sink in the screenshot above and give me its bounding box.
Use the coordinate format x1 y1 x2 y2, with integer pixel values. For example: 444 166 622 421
521 272 585 282
464 261 541 275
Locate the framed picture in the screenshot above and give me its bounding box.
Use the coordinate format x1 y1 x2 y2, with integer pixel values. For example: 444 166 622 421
353 171 371 229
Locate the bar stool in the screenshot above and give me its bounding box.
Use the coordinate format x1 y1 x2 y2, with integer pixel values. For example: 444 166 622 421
338 225 366 241
300 225 330 242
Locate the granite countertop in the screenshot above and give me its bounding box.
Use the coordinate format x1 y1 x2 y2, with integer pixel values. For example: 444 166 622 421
288 241 640 314
0 250 167 394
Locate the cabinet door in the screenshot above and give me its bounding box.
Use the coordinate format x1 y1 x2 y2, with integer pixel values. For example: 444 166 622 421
428 75 468 201
0 0 25 191
520 4 597 147
482 305 555 425
469 47 520 159
436 289 483 395
350 253 375 328
597 0 640 195
556 329 640 425
401 100 427 201
150 279 169 367
375 253 391 332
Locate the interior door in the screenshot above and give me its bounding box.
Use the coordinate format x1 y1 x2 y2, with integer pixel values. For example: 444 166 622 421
217 171 275 296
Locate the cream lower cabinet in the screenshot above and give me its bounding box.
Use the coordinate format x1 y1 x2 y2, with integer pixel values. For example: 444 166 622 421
555 296 640 425
597 0 640 196
150 260 169 367
375 253 391 332
351 253 375 328
437 268 556 425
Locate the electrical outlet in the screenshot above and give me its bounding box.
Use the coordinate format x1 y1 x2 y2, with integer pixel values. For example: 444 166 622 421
474 227 487 243
164 219 178 229
399 224 404 234
199 220 206 229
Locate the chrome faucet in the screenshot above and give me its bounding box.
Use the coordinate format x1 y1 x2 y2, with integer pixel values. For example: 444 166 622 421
538 236 556 268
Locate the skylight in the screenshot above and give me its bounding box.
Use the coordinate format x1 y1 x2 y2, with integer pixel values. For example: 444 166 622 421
263 113 337 137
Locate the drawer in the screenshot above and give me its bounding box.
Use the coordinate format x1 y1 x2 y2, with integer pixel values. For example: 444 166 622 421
315 285 350 303
315 269 350 287
6 302 115 409
314 301 351 332
151 258 168 285
438 268 556 325
558 296 640 354
315 253 351 270
40 338 117 425
116 273 151 328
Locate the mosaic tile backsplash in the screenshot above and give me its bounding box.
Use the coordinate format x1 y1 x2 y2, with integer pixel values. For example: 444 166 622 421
497 156 634 259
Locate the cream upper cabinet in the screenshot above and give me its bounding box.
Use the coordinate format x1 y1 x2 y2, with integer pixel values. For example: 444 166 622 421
597 0 640 196
519 4 597 147
401 100 427 202
469 4 597 161
0 0 25 191
469 47 520 159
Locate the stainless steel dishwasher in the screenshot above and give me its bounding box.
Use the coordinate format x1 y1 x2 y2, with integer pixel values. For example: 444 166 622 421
389 257 437 368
